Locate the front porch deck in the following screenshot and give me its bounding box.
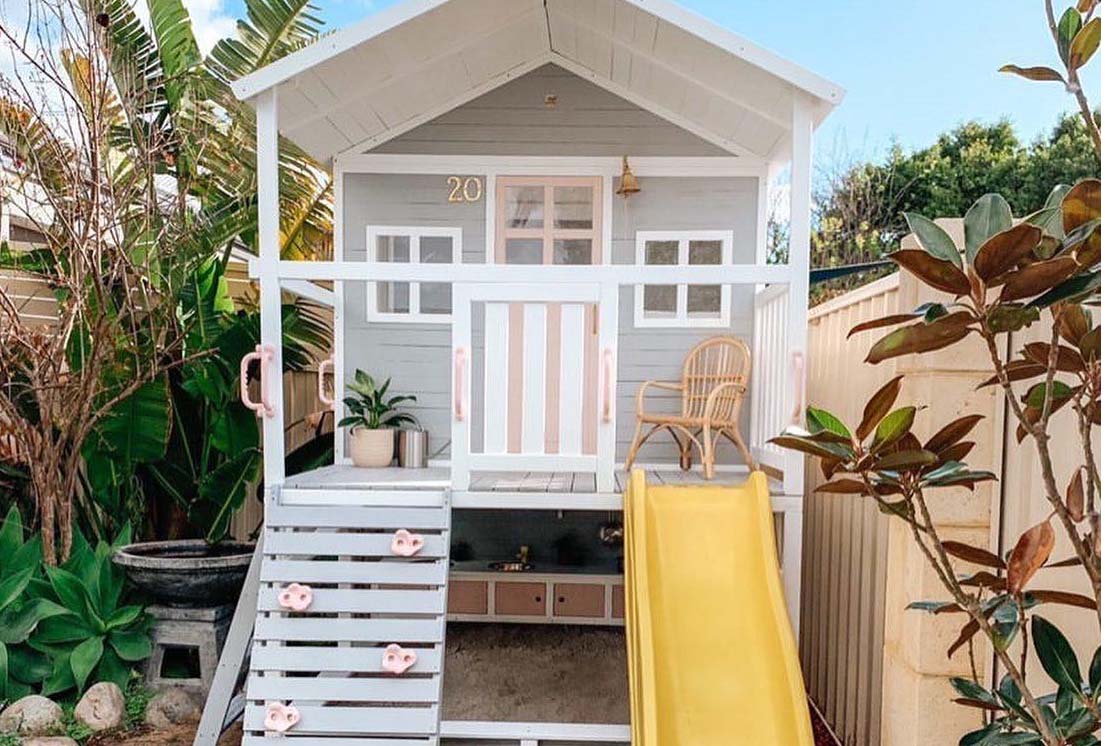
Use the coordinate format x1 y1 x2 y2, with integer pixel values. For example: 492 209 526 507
281 464 790 510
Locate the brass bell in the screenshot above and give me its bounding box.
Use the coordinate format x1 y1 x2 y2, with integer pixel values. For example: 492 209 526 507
616 156 641 196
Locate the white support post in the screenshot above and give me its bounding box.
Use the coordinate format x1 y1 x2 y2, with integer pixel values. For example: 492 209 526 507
256 89 286 488
451 284 473 491
783 502 803 638
784 94 813 497
333 167 346 465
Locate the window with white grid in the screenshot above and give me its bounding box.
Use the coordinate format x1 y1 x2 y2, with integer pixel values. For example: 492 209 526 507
366 226 462 323
634 230 733 327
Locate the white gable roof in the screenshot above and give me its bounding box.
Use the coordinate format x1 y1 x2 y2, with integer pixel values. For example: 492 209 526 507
232 0 844 164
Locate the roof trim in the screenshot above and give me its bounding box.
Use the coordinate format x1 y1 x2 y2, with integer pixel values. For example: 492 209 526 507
231 0 844 105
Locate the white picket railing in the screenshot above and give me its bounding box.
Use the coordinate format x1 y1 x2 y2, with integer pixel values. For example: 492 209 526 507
750 283 790 477
451 282 619 493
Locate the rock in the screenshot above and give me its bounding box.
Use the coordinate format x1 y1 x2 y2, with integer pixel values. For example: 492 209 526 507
74 681 126 732
23 738 79 746
0 694 63 736
145 688 201 729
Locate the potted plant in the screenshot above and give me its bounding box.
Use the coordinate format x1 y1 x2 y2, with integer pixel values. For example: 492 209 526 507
340 370 418 468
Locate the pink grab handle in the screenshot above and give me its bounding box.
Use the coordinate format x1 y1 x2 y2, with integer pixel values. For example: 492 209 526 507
240 344 275 418
454 347 467 422
790 350 806 425
317 357 335 409
602 349 614 423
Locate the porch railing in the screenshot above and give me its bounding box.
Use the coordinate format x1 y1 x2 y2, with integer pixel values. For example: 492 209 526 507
750 283 790 477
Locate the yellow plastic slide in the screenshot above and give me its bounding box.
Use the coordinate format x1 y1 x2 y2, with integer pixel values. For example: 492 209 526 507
624 470 814 745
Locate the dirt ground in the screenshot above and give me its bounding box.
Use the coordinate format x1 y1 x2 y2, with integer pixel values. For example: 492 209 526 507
442 623 630 723
87 722 241 746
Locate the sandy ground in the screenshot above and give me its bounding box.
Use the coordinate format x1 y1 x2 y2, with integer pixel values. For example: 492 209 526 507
442 623 630 723
88 722 240 746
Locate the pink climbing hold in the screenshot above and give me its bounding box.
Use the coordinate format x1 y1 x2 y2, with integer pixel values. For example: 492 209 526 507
264 702 300 733
277 583 313 612
382 643 417 674
390 529 425 557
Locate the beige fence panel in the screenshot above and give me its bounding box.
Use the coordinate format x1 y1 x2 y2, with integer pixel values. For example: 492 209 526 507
803 274 899 746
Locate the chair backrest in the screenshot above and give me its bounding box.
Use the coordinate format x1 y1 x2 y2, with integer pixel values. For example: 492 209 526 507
681 336 752 421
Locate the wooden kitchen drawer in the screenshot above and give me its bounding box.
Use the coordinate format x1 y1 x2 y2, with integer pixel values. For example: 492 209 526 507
448 580 488 615
494 582 546 616
611 585 625 619
553 583 605 618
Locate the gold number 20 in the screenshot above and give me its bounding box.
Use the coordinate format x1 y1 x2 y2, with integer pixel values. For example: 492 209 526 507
447 175 482 203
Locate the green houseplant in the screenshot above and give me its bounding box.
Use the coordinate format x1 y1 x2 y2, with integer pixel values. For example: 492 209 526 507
339 370 417 468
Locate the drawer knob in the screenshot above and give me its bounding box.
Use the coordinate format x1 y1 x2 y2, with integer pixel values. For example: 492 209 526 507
558 596 566 603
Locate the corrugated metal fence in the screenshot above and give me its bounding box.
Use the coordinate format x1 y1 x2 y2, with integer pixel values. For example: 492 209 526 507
801 274 899 746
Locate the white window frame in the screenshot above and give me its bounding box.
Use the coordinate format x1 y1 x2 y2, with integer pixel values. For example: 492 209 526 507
633 230 734 328
366 225 462 323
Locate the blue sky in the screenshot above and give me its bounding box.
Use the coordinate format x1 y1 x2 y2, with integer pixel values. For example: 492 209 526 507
211 0 1100 162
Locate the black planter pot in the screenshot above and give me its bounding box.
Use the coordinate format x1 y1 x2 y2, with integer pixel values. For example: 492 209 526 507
113 540 254 607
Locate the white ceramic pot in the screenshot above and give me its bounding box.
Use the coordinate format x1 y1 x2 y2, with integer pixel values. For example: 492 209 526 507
349 427 395 468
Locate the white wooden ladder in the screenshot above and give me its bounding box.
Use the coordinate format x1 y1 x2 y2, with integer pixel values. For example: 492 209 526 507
240 489 452 745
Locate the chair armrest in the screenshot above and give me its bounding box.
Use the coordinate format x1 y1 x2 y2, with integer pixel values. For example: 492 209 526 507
635 380 683 416
703 381 748 422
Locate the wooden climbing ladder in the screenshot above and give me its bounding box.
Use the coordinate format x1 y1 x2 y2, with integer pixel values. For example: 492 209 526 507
195 487 452 746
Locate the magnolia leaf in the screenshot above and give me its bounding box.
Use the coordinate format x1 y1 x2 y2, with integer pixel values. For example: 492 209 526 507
947 619 981 658
903 213 961 266
856 376 904 440
1056 303 1091 346
998 64 1065 82
806 408 852 440
1023 380 1075 409
889 250 970 294
865 312 974 364
1007 519 1055 593
964 194 1014 263
872 449 938 471
1032 615 1083 694
1025 589 1097 610
977 359 1048 389
815 479 868 494
907 600 962 614
1067 471 1086 522
986 304 1040 333
870 406 916 452
924 414 985 454
936 440 976 464
1022 341 1085 372
972 223 1042 282
1069 17 1101 69
769 434 853 460
1028 270 1101 308
1058 7 1084 63
999 256 1081 301
848 314 921 337
1079 325 1100 361
1062 179 1102 233
941 541 1005 569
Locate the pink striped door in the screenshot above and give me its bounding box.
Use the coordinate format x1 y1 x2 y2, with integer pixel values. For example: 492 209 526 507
496 176 602 456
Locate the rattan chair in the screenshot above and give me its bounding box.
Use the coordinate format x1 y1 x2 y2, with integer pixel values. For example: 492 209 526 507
625 336 756 479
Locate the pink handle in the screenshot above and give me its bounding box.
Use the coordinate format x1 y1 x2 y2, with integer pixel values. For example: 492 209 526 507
790 351 805 424
240 345 275 418
454 347 467 422
602 349 614 423
317 357 334 409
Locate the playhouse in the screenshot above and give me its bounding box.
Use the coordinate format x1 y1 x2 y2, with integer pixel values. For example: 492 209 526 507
217 1 843 743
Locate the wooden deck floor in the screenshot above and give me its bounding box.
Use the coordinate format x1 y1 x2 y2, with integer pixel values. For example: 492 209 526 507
284 464 777 494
